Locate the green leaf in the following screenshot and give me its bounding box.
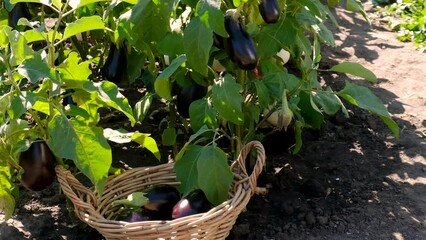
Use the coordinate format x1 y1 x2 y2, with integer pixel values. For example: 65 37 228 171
346 0 370 24
0 8 9 27
134 93 154 122
112 191 149 208
211 74 244 125
257 17 298 58
18 54 55 83
338 81 399 138
155 54 186 101
174 145 202 194
47 116 111 192
183 16 212 76
131 133 161 160
162 127 176 146
312 88 343 115
62 16 105 40
331 62 377 83
253 80 270 109
103 128 133 144
130 0 173 43
7 30 34 66
316 22 335 46
196 0 227 37
0 149 15 221
57 52 92 87
298 91 324 128
197 145 233 205
8 92 38 119
293 120 304 154
175 125 212 161
157 32 184 58
83 81 136 125
69 0 105 9
189 99 218 132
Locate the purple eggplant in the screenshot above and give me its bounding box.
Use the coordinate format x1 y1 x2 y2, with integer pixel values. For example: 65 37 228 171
172 189 212 219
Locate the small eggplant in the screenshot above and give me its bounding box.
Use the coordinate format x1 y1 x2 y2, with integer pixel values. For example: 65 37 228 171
213 32 225 49
259 0 280 24
101 42 128 83
8 2 31 29
224 15 258 70
124 212 151 222
176 83 207 118
113 185 180 220
19 141 56 191
172 189 213 219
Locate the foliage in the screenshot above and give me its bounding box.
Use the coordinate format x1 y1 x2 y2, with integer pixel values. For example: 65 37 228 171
0 0 399 221
377 0 426 51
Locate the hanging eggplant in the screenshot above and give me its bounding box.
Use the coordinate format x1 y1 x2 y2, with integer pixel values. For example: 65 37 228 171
19 141 56 191
8 2 31 29
101 42 128 83
259 0 281 24
224 15 258 70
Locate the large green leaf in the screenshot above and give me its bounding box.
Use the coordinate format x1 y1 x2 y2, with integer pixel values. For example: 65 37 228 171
130 0 174 43
155 54 186 101
134 93 154 122
83 81 136 125
47 115 111 192
18 54 55 83
189 99 218 132
298 91 324 128
196 0 227 37
0 146 15 221
257 17 298 58
331 62 377 83
7 30 33 66
57 52 92 87
62 16 105 40
8 91 38 119
174 145 202 194
131 133 161 160
312 87 343 115
69 0 106 9
338 81 399 138
157 32 184 58
183 16 213 76
197 145 233 205
211 74 244 125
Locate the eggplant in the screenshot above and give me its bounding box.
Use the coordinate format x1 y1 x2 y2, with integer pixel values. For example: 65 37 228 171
224 15 258 70
213 32 224 49
101 42 128 83
62 90 76 107
19 141 56 191
8 2 31 29
176 83 207 118
114 185 180 220
124 212 151 222
172 189 212 219
259 0 280 24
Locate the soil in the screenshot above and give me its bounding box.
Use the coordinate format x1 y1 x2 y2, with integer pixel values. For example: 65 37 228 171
1 2 425 240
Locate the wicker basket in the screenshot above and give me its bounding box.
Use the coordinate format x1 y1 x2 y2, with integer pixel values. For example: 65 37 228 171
55 141 265 240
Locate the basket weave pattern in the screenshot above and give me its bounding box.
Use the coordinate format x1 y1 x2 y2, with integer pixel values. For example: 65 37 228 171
56 141 265 240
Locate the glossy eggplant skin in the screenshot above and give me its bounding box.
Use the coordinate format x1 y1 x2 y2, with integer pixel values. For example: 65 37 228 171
176 83 207 118
8 2 31 29
101 42 128 83
19 141 56 191
259 0 280 24
143 185 180 220
224 16 258 70
172 189 212 219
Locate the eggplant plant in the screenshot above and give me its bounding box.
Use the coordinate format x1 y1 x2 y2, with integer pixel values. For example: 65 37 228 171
0 0 399 221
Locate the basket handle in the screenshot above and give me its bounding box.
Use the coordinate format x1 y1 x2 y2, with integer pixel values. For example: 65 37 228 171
232 141 265 195
55 165 103 219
